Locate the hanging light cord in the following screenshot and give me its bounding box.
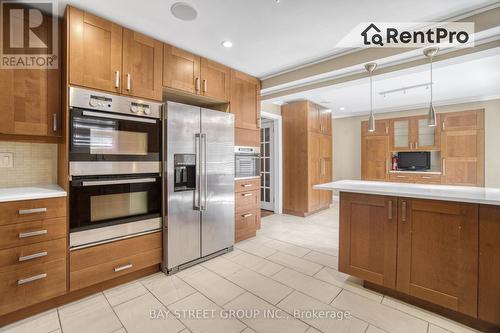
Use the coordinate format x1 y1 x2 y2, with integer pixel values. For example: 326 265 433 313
430 56 433 105
370 71 373 116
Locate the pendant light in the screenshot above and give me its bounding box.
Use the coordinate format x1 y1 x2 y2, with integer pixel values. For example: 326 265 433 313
365 62 377 132
423 47 439 127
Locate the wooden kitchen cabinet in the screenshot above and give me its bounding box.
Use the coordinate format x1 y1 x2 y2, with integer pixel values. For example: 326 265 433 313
122 29 163 101
163 44 200 94
309 103 332 135
361 119 389 136
441 110 484 186
389 116 440 151
397 198 478 317
339 192 398 288
200 58 230 101
68 6 123 94
231 70 260 130
478 205 500 326
361 135 389 181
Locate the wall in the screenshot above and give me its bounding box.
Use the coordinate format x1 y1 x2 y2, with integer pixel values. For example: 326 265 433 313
0 142 57 188
261 101 281 116
333 99 500 187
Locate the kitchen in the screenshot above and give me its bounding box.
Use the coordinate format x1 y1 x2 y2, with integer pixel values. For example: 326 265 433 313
0 1 499 333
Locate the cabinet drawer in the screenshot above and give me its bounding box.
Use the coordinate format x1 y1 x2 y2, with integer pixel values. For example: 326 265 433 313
70 232 161 272
0 259 66 316
0 217 67 250
235 209 260 242
70 248 162 291
413 173 441 184
389 173 413 183
235 190 260 213
0 197 66 226
235 178 260 193
0 238 66 273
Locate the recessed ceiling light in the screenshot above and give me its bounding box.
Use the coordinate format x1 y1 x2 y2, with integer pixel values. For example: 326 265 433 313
170 2 198 21
339 107 345 111
221 40 233 48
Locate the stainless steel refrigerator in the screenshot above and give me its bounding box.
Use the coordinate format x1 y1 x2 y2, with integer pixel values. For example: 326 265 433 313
162 101 235 273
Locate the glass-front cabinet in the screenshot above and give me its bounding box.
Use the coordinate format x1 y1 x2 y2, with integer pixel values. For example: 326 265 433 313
390 115 440 151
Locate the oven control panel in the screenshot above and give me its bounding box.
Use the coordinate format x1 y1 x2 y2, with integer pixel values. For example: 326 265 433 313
69 86 162 119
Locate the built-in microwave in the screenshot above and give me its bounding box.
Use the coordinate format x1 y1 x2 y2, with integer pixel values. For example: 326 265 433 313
69 174 162 249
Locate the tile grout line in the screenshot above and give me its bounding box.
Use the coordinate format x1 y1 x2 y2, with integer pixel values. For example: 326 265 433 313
102 290 128 333
56 306 64 333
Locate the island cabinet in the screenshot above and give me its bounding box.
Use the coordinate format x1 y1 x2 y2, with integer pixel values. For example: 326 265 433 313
340 193 480 317
339 192 397 288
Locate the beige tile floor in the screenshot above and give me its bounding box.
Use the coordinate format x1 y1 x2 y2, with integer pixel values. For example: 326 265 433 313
0 203 482 333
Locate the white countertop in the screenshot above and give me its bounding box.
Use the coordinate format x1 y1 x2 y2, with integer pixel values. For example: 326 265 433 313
0 185 67 202
314 180 500 206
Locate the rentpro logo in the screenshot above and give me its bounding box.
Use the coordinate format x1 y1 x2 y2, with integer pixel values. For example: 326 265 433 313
0 0 59 68
361 23 471 47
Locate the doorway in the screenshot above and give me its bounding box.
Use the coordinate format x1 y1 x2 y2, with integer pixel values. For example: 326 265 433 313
260 112 282 216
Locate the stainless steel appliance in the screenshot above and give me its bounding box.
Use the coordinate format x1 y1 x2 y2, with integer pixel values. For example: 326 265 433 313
69 87 162 176
68 87 163 249
235 146 261 179
163 101 234 273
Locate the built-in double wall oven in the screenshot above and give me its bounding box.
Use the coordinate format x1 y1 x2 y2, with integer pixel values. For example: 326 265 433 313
68 87 163 250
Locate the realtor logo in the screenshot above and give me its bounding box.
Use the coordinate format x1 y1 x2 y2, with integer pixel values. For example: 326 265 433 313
361 23 382 46
1 0 58 68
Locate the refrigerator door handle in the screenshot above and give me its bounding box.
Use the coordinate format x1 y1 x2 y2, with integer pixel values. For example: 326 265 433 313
201 133 208 211
194 133 201 210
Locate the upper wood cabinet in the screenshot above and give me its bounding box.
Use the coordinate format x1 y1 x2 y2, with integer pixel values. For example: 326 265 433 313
309 103 332 135
389 116 440 151
441 110 484 186
231 70 260 130
200 58 230 101
163 45 230 101
397 198 478 317
0 12 61 138
339 192 398 288
361 119 389 136
122 29 163 101
68 6 122 94
163 45 200 94
68 6 162 101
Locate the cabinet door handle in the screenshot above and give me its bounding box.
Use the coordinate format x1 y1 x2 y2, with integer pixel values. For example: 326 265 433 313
388 200 393 220
242 213 253 218
386 160 389 174
442 121 445 130
18 207 47 215
114 263 133 273
17 273 47 285
19 230 48 238
396 175 408 178
421 176 433 179
410 142 413 150
385 126 389 134
415 142 418 149
242 184 253 188
126 73 131 91
52 114 57 132
115 71 120 88
242 193 253 197
401 201 407 222
202 79 207 93
195 77 200 92
442 159 446 176
18 251 48 262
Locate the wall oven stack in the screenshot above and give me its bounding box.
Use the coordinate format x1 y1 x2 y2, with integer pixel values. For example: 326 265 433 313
68 87 162 250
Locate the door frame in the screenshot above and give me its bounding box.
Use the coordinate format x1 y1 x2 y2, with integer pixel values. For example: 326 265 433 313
261 111 282 214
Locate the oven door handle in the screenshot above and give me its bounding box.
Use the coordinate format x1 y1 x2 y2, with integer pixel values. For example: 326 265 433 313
82 110 158 123
81 178 157 186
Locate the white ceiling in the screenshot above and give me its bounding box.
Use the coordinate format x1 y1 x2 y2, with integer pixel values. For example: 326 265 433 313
58 0 497 78
266 48 500 117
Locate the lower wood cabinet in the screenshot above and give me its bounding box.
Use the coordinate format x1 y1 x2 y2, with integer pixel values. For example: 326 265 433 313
339 192 397 288
340 192 486 321
70 232 162 291
235 178 261 242
397 198 478 317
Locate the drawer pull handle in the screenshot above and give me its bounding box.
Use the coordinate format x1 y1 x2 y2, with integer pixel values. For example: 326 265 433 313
242 213 253 218
396 175 408 178
401 202 407 222
388 200 393 220
421 176 433 179
18 208 47 215
114 264 133 272
18 251 48 262
19 230 48 238
17 273 47 285
242 193 253 197
242 184 253 187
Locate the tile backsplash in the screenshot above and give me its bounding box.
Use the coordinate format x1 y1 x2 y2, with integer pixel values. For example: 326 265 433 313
0 141 57 188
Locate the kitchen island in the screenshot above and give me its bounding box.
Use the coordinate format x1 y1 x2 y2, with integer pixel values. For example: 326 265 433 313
314 180 500 332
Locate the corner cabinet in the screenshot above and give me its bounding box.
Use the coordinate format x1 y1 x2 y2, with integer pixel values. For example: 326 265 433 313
68 6 163 101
